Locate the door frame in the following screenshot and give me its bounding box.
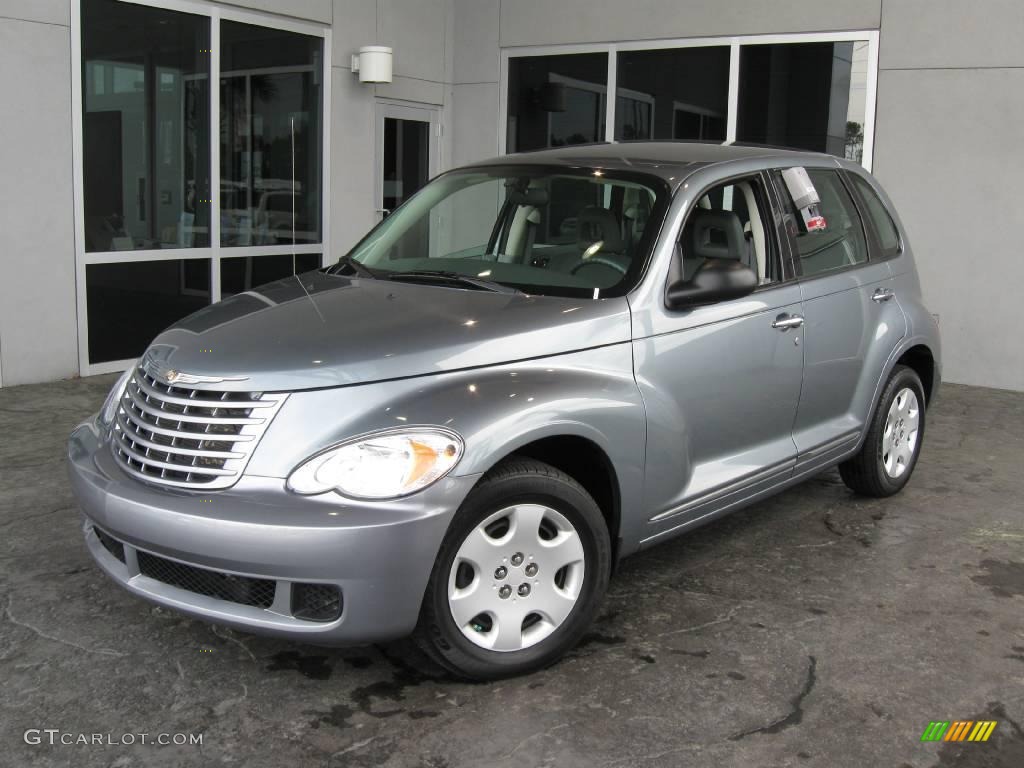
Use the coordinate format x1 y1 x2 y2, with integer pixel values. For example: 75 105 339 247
374 100 442 220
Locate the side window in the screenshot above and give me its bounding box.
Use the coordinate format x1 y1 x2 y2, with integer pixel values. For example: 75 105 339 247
849 174 902 257
679 176 779 285
776 169 867 278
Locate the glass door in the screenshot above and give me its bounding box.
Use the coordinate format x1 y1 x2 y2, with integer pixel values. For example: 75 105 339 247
375 102 440 219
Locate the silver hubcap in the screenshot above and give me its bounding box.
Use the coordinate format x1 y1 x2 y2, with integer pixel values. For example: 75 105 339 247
447 504 585 652
882 387 920 478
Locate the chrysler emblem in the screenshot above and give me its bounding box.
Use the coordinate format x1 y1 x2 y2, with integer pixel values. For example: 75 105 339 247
143 356 249 386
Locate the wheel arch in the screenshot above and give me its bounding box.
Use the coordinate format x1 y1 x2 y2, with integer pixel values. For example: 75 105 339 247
857 336 939 453
473 432 624 567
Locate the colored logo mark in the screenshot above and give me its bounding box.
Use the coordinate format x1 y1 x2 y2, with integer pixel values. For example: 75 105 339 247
921 721 997 742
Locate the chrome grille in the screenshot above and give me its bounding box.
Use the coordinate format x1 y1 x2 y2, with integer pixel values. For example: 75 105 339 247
111 366 286 489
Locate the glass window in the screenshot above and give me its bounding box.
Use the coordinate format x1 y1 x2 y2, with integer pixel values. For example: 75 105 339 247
849 174 901 256
220 21 323 246
86 260 211 363
220 253 322 296
776 169 867 277
344 167 666 298
737 41 869 161
615 47 729 141
383 118 430 213
506 54 608 152
81 0 210 251
679 177 779 285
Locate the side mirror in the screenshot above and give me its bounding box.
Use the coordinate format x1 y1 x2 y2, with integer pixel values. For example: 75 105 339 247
665 257 758 309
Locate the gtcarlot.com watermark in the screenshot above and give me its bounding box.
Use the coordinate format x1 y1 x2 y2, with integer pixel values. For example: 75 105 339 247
25 729 203 747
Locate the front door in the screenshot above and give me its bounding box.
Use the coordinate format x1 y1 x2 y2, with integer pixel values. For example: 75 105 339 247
636 173 805 540
375 102 440 219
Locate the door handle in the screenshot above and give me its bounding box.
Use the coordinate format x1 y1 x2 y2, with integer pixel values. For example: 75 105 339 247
872 288 895 303
772 313 805 331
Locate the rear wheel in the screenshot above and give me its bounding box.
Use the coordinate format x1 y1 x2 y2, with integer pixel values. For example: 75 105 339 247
840 364 926 497
414 458 610 680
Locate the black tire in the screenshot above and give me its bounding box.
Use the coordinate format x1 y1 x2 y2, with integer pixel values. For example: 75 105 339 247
839 364 926 497
413 457 611 680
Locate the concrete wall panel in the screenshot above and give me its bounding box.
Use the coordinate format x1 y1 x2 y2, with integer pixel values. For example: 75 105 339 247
498 0 881 48
880 0 1024 70
0 18 77 385
873 67 1024 390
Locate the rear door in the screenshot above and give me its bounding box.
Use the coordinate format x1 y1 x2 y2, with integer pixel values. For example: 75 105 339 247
772 167 906 476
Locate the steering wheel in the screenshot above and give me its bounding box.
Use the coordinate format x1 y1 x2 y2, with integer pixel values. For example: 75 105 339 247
570 255 629 276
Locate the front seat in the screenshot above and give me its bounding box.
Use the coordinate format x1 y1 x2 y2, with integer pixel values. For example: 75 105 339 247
683 208 755 280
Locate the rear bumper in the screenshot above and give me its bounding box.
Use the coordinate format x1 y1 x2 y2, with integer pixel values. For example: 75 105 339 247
68 418 479 645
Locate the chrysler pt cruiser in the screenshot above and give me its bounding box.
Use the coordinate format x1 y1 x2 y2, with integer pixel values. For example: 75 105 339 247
68 143 940 679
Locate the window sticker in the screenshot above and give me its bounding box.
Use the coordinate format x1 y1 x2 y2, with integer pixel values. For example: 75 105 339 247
782 167 827 233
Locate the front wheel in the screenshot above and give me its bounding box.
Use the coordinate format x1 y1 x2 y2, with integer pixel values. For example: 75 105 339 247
840 364 926 497
414 458 611 680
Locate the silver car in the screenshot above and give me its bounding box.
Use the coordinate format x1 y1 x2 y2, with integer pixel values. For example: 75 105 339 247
68 143 940 679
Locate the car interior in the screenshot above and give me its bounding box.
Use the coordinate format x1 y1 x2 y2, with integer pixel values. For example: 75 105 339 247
679 179 775 285
486 177 658 289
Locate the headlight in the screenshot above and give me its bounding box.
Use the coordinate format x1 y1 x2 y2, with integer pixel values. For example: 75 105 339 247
286 428 464 499
101 365 135 425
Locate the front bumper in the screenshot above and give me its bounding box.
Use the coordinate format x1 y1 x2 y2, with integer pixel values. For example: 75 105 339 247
67 419 479 645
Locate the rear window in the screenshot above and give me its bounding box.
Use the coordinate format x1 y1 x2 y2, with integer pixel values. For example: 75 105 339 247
849 174 901 257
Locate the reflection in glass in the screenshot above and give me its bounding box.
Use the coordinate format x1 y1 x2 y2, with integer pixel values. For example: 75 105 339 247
220 253 322 296
86 260 211 363
506 54 608 152
615 47 729 141
737 41 869 160
383 118 429 213
81 0 210 251
220 22 323 246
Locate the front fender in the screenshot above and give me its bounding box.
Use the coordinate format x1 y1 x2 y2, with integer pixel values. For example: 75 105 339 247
246 345 647 546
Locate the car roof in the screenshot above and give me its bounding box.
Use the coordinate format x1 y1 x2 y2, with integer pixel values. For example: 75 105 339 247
462 141 840 186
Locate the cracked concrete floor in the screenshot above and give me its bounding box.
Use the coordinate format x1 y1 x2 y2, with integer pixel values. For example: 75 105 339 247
1 375 1022 768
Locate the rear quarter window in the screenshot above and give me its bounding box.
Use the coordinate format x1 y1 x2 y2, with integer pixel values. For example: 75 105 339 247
849 173 902 257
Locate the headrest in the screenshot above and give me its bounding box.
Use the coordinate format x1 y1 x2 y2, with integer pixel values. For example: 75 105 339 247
505 182 549 207
687 208 746 262
577 206 625 253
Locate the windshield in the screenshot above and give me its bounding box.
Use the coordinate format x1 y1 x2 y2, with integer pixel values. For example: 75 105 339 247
344 165 669 298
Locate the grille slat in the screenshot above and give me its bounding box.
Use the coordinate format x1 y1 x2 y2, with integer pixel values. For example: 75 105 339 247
112 366 286 490
133 373 276 410
126 385 265 426
114 412 244 459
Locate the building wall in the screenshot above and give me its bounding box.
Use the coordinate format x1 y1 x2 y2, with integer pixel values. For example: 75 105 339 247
873 0 1024 391
449 0 1023 391
0 1 77 387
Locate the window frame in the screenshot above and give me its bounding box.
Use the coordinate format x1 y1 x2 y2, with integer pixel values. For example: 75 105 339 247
769 167 873 283
499 31 879 167
71 0 332 375
668 170 796 299
843 169 904 261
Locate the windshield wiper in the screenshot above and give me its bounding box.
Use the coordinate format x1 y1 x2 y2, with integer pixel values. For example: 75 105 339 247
329 254 379 279
385 270 523 295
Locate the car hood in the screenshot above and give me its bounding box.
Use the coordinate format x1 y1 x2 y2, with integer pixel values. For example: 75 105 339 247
143 271 632 392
